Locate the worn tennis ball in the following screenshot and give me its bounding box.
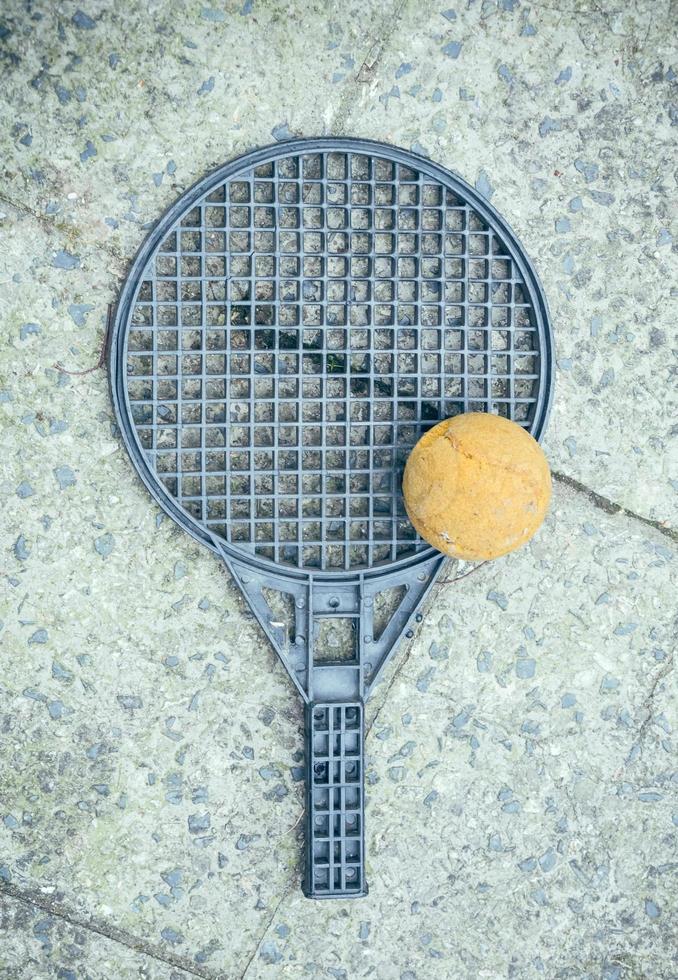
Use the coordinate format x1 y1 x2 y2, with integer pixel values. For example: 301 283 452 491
402 412 551 561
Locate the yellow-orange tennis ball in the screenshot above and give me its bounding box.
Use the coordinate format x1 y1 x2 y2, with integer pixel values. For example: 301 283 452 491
402 413 551 561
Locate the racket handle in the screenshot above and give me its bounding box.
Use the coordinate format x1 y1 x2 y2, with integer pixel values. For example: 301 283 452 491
303 700 367 899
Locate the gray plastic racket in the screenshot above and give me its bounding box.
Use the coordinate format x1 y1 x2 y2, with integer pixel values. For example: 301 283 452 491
109 137 553 898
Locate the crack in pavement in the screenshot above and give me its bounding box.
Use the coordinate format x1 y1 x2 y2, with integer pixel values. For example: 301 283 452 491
641 650 675 709
365 559 453 737
330 0 410 135
634 652 675 748
238 880 296 980
0 191 129 275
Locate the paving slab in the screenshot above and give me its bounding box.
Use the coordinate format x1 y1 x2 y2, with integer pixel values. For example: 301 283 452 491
1 203 303 974
222 482 677 979
3 461 675 976
334 0 678 526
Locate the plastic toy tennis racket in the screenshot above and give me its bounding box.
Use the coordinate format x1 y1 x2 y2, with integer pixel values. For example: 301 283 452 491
109 138 553 898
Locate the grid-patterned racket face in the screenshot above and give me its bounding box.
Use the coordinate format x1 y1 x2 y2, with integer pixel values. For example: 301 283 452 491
118 140 552 574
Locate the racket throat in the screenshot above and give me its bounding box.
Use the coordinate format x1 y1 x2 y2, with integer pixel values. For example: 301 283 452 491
220 546 446 704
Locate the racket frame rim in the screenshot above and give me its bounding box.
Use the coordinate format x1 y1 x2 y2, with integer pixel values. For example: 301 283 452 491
109 135 555 577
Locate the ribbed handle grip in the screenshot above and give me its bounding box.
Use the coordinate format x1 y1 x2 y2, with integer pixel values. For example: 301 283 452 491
303 701 367 899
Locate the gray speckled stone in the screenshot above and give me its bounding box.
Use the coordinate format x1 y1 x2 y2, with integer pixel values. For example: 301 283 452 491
1 1 676 978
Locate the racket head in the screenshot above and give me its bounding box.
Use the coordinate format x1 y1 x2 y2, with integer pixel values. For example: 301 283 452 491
110 138 554 578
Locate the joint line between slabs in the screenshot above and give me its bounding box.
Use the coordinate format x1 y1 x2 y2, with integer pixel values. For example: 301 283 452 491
552 471 677 543
0 882 216 980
